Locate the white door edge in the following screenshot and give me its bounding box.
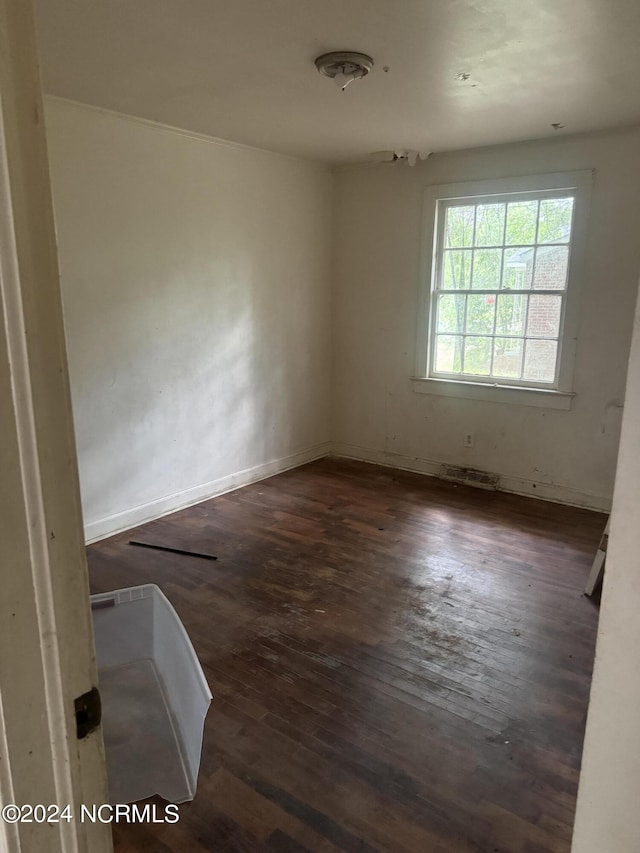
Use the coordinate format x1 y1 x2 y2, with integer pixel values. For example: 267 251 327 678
0 1 112 850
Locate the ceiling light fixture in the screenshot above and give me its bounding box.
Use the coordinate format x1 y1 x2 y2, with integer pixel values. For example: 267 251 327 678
315 51 374 91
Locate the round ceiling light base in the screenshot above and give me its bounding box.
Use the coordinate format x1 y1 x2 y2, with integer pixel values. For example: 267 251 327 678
314 51 374 87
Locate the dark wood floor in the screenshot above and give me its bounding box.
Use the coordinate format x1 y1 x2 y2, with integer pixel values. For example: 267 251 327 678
87 458 604 853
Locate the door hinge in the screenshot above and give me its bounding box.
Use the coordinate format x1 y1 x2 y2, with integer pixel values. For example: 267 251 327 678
75 686 101 739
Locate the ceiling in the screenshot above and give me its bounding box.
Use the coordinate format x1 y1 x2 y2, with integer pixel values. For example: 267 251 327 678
34 0 640 164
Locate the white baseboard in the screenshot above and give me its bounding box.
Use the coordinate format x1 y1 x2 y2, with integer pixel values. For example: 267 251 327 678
85 438 610 543
331 442 612 513
84 442 331 543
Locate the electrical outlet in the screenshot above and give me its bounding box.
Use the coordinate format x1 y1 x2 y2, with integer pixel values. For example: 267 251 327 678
463 433 474 448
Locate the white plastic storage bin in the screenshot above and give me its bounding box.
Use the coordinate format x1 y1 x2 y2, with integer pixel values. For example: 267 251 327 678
91 584 212 805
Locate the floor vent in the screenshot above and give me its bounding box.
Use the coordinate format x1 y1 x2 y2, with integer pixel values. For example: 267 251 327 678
439 465 500 491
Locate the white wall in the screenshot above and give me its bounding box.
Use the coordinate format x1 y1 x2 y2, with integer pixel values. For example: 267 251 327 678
45 100 639 539
332 127 640 509
44 98 333 540
571 278 640 851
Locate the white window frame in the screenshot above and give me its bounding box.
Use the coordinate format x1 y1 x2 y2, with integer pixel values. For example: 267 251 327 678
413 171 593 410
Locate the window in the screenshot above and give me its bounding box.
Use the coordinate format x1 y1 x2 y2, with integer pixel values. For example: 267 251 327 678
414 172 592 409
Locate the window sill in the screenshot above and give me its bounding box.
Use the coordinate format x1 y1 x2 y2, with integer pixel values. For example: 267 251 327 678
410 376 575 410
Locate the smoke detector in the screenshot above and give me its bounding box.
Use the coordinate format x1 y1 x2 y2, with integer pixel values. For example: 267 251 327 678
315 51 374 90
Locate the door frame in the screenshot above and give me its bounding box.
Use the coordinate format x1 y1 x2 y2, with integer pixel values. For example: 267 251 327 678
0 0 112 850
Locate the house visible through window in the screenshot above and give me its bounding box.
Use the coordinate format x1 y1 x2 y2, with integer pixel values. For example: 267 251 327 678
430 191 576 388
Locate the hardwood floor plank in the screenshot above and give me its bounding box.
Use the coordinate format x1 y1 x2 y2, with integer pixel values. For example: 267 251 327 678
88 458 602 852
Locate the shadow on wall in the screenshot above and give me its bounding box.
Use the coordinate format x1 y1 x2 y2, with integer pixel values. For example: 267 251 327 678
69 252 324 525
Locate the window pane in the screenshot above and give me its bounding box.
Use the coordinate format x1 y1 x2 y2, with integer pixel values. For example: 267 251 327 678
526 294 562 338
463 336 491 375
474 203 505 246
538 197 574 244
523 339 558 382
495 293 527 336
437 294 465 333
532 245 569 290
466 294 495 334
505 200 538 245
444 205 474 248
502 247 533 289
492 337 524 378
442 250 472 289
435 335 463 373
472 248 502 289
